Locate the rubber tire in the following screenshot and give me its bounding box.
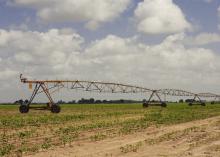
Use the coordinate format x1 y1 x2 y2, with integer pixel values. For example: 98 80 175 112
143 102 149 108
201 103 206 106
188 103 193 106
51 104 61 113
19 105 29 113
161 102 167 107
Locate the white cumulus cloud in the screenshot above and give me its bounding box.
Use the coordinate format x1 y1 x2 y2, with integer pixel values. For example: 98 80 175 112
11 0 131 30
0 28 84 78
1 29 220 101
134 0 192 34
185 33 220 45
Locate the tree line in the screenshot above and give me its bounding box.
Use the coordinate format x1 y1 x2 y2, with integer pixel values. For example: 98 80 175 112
58 98 142 104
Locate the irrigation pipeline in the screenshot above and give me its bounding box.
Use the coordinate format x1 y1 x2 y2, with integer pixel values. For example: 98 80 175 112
20 74 220 98
17 74 220 113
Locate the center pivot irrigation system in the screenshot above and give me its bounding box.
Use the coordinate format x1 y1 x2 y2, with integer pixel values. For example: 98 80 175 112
18 74 220 113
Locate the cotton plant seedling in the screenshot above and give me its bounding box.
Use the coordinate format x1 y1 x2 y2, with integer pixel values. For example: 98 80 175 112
0 103 220 156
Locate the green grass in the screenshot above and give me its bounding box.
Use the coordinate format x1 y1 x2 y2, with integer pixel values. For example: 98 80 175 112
0 103 220 156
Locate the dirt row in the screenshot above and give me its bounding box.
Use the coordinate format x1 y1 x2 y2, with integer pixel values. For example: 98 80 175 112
25 116 220 157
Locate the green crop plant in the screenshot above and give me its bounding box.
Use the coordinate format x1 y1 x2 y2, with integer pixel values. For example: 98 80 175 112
41 138 52 150
90 133 107 141
0 103 220 156
120 142 143 153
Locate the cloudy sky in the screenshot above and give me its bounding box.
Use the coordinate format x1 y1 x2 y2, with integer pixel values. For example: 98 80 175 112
1 0 220 102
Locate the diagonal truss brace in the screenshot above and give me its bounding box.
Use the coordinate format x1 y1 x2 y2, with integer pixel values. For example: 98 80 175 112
147 90 163 104
27 82 55 107
143 90 167 107
189 94 205 106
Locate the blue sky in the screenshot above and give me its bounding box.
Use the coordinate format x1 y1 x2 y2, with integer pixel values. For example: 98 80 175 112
178 0 219 31
0 0 219 40
1 0 220 102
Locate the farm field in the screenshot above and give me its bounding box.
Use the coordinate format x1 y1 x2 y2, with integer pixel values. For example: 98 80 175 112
0 103 220 157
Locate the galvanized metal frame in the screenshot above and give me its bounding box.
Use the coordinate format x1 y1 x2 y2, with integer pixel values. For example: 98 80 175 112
19 74 220 112
146 90 164 106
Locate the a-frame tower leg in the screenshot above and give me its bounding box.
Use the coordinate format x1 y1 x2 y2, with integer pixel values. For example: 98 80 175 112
188 94 206 106
143 90 167 108
19 83 61 113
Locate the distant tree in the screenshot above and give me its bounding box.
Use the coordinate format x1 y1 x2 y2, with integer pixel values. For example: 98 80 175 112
89 98 95 104
179 99 184 103
120 99 124 103
185 99 194 103
58 100 66 104
78 98 84 104
72 100 76 104
68 100 76 104
103 100 108 103
95 100 102 104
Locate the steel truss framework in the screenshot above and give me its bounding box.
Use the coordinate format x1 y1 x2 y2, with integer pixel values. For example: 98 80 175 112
18 74 220 113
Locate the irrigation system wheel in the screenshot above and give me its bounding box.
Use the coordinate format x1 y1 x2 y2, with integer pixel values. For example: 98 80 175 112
19 105 29 113
51 104 61 113
188 103 193 106
201 102 206 106
143 102 149 108
161 102 167 107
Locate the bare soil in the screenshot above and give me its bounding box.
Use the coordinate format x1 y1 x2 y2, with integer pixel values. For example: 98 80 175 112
25 116 220 157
